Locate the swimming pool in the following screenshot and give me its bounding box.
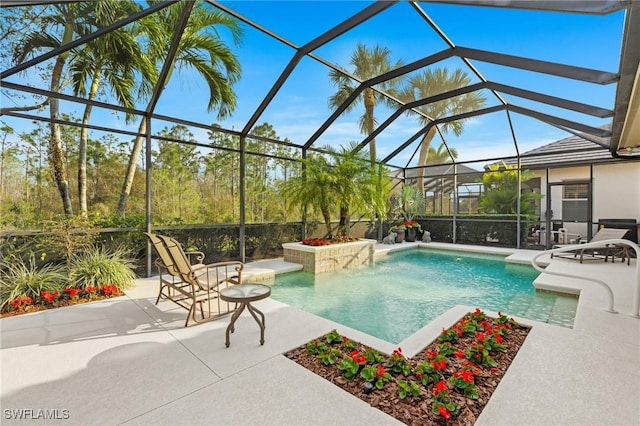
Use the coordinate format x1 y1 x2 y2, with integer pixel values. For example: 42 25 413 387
269 249 577 344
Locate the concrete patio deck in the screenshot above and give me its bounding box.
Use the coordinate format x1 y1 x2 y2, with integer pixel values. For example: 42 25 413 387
1 243 638 425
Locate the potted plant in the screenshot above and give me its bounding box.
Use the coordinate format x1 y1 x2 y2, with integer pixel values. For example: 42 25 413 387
391 224 406 243
390 185 425 242
403 220 422 242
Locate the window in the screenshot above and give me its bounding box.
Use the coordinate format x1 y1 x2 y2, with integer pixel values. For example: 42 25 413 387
562 183 589 221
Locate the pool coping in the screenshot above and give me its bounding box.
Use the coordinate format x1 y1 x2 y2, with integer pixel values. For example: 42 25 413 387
1 242 638 425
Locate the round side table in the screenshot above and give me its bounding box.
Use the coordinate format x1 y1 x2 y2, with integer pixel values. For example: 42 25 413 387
219 284 271 347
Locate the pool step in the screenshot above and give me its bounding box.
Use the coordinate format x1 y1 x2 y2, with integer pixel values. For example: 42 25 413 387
505 293 577 328
523 295 555 323
505 294 533 316
546 296 578 328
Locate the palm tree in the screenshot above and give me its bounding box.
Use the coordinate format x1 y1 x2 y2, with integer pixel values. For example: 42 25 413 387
427 142 458 165
399 68 486 195
479 163 541 215
282 152 337 238
116 1 243 216
13 3 91 215
70 0 157 216
283 144 388 238
328 43 404 165
327 143 377 235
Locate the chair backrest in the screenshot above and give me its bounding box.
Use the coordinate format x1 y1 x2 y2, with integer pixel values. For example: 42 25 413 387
590 228 629 242
156 234 195 283
145 232 179 277
598 219 638 244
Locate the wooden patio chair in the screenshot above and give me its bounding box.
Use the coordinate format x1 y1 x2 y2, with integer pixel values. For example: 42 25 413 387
146 233 243 326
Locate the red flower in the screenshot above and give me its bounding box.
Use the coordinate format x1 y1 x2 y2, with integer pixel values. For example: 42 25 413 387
454 349 465 358
403 220 420 229
479 320 492 330
64 287 81 299
426 349 438 359
490 367 499 374
41 290 59 303
376 364 386 378
433 380 448 395
302 238 330 246
350 351 366 365
85 286 98 293
437 405 452 419
475 332 486 343
9 296 33 309
101 285 119 296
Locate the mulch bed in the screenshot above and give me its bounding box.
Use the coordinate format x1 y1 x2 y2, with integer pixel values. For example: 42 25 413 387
284 312 530 425
1 295 120 318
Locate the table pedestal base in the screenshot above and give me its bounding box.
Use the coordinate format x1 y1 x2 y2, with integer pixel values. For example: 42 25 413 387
225 302 266 347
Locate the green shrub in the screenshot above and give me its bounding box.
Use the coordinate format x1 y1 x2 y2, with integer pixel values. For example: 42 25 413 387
70 245 136 291
0 257 66 312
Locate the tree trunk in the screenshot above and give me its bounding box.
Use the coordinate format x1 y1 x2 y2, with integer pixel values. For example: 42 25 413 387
338 204 349 235
364 88 376 164
49 55 73 216
116 118 146 216
0 131 6 199
416 127 437 197
78 68 101 216
321 206 332 239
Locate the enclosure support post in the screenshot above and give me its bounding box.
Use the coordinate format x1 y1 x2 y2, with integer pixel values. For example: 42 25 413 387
452 164 457 244
516 157 522 249
145 115 152 277
239 135 246 264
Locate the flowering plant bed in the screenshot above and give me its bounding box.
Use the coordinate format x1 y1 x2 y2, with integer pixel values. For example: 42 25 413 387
284 309 529 425
301 235 359 246
1 285 122 318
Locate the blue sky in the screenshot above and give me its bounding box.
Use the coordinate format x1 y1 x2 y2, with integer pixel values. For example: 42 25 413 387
1 1 626 169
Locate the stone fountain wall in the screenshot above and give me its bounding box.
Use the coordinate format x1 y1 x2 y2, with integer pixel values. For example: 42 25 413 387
282 239 376 274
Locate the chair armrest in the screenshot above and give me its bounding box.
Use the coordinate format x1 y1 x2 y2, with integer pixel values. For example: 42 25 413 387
184 251 205 264
192 261 244 286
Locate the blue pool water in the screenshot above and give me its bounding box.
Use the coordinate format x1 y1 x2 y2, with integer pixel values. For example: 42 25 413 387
269 249 577 344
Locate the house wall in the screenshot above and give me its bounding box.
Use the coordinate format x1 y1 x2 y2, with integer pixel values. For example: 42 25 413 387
592 162 640 222
531 161 640 239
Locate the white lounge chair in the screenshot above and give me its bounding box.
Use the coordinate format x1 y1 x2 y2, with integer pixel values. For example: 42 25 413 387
551 228 630 264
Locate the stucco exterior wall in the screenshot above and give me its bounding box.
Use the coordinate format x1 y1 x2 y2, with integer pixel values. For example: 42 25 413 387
592 162 640 221
530 161 640 239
